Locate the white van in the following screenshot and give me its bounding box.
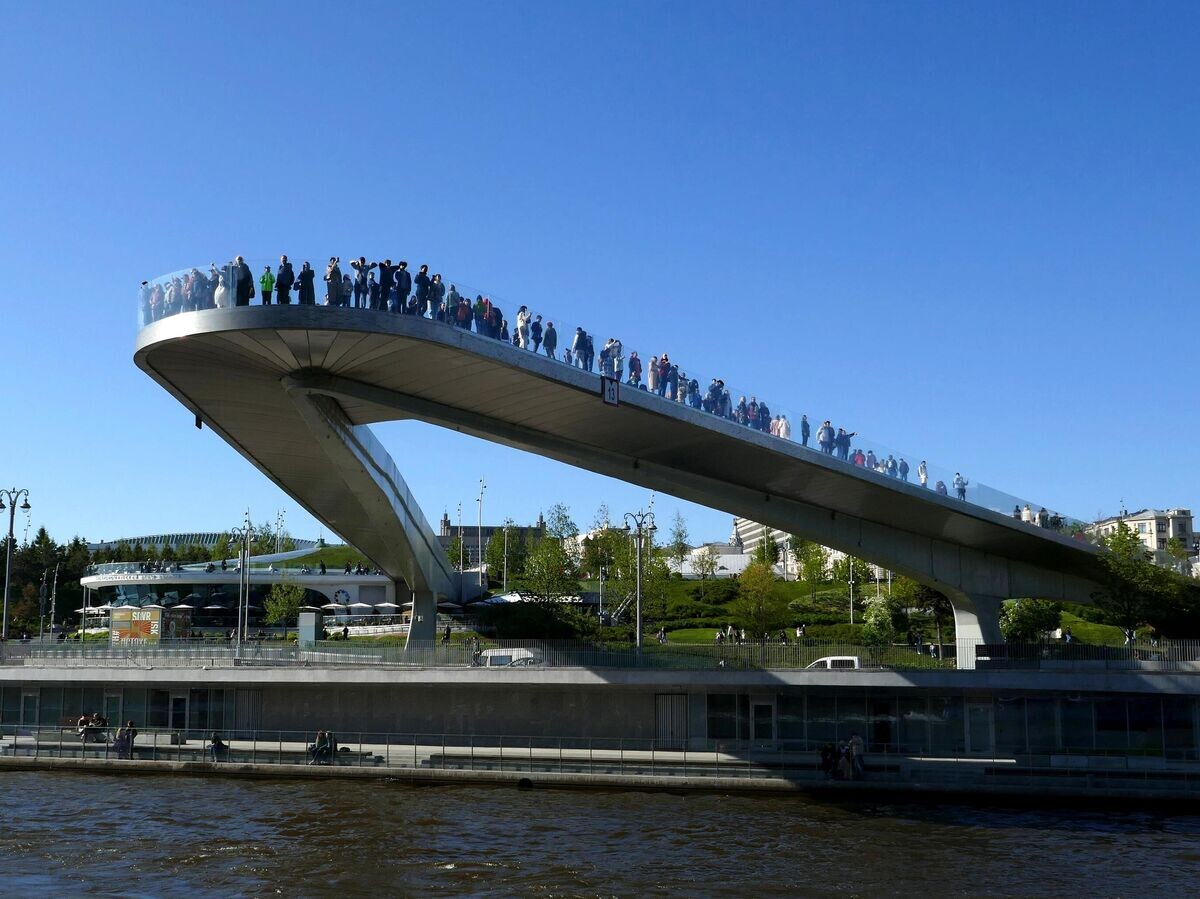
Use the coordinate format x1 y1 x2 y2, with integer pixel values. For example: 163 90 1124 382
478 648 544 668
806 656 862 670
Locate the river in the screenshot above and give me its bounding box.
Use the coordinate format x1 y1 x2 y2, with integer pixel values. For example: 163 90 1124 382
0 771 1197 896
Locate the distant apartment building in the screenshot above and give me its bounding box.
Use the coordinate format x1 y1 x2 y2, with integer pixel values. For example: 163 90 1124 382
437 511 545 568
1090 508 1196 569
729 518 853 581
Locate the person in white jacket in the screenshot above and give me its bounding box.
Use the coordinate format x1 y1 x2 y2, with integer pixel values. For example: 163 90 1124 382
777 415 792 440
917 461 928 488
515 307 531 349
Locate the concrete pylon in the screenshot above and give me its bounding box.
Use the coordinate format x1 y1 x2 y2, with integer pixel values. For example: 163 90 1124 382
946 591 1005 670
405 590 437 647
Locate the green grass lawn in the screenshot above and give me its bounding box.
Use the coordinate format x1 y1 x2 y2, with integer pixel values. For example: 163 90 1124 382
1058 612 1132 646
666 627 720 643
280 545 368 570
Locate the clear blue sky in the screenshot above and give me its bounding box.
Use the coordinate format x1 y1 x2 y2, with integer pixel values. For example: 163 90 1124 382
0 1 1196 548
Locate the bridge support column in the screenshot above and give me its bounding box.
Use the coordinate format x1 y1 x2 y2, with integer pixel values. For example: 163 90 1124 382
406 589 437 647
947 591 1005 670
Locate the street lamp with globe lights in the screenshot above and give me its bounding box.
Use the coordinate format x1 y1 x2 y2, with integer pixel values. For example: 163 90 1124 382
622 510 656 650
1 488 31 641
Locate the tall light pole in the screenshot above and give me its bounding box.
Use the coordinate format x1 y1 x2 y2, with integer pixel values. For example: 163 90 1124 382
502 519 511 592
230 512 257 654
847 556 855 625
1 488 31 641
457 502 464 590
623 509 656 650
477 479 486 594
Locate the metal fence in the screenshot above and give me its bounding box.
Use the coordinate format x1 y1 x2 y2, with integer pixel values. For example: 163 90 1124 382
3 724 1197 795
3 638 1199 672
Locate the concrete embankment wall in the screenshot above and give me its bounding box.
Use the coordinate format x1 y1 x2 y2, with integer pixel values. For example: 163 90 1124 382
1 755 1192 805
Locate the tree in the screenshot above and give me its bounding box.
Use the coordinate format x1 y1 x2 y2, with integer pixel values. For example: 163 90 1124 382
523 537 579 602
693 545 719 596
544 504 578 541
791 538 828 601
1092 522 1179 631
730 562 790 638
485 519 527 587
264 577 306 631
752 528 780 567
590 503 611 532
831 555 872 586
860 597 896 648
447 535 464 571
667 512 690 574
1166 537 1191 573
999 599 1062 642
211 533 233 564
892 576 955 648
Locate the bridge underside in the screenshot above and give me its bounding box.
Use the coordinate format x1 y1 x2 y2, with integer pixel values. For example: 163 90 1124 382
136 308 1104 664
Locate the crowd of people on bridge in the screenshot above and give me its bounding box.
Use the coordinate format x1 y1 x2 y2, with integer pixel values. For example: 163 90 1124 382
140 253 1067 524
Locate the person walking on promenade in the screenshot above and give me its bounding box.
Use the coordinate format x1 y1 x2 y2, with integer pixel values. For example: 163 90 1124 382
350 257 375 309
275 255 294 304
259 266 274 305
414 264 431 316
232 256 254 306
115 720 138 760
324 257 342 305
530 314 543 351
953 472 969 501
536 320 554 359
849 732 865 779
800 414 811 447
917 460 928 488
296 262 316 304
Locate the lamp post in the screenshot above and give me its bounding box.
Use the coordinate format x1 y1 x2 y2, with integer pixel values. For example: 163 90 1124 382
847 557 855 625
502 519 511 592
623 509 656 650
598 564 606 623
230 512 258 655
477 479 486 594
1 488 31 641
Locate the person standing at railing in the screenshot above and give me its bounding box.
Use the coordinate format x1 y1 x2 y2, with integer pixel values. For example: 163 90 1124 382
350 257 375 309
430 273 446 321
394 261 412 313
374 259 396 311
800 414 811 447
953 472 969 501
324 257 342 306
647 355 659 392
778 415 792 440
296 262 316 305
656 354 671 395
275 255 295 304
898 458 909 481
516 307 531 348
232 256 255 306
259 266 274 305
530 314 543 350
627 351 642 386
414 264 431 316
917 460 928 487
543 320 557 358
817 421 835 454
213 270 231 309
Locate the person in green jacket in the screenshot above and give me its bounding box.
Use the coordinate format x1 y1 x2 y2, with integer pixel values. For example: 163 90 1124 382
260 266 275 305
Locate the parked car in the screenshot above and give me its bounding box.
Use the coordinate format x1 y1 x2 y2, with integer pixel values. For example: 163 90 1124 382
478 648 544 668
806 655 861 670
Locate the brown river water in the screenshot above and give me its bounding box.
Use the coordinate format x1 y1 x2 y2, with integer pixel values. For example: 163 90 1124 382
0 771 1198 897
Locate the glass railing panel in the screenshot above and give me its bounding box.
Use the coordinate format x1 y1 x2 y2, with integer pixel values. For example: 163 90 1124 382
139 259 1079 526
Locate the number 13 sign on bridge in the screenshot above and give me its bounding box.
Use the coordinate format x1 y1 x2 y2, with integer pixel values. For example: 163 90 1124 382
600 376 619 407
